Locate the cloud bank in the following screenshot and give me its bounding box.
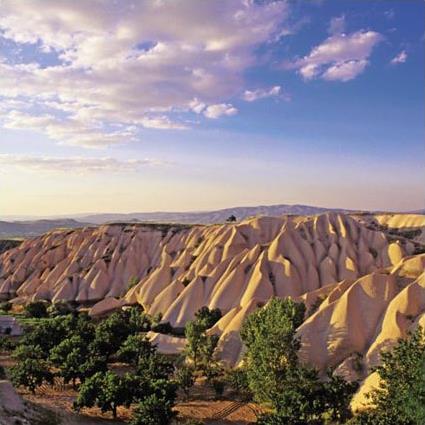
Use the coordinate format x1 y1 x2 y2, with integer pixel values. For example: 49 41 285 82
0 0 289 147
0 154 163 173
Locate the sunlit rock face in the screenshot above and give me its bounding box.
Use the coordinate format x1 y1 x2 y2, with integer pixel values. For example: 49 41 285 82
0 212 424 399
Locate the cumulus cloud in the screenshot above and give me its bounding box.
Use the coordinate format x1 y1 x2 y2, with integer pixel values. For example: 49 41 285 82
390 50 407 65
0 154 163 173
0 0 290 146
243 86 281 102
203 103 238 119
287 29 383 82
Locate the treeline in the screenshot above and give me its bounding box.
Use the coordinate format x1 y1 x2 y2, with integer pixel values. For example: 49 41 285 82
2 304 225 424
1 298 424 424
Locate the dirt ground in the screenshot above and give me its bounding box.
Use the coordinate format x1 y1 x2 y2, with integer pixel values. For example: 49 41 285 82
19 384 258 425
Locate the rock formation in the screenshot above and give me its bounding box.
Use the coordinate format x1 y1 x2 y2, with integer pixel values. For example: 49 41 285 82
0 212 424 406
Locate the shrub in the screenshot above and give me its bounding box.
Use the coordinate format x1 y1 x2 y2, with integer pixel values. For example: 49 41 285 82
212 378 225 399
0 364 6 379
47 301 75 317
0 301 12 312
226 368 252 400
175 364 195 399
194 306 222 329
127 276 140 290
0 336 15 352
25 301 49 318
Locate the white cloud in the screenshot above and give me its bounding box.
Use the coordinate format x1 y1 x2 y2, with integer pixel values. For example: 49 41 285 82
243 86 281 102
203 103 238 119
322 59 368 82
288 29 383 82
0 0 290 146
0 154 163 173
189 98 207 114
328 15 345 35
390 50 407 65
3 110 136 148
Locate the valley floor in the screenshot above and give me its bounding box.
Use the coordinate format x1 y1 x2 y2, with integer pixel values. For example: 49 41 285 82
0 353 257 425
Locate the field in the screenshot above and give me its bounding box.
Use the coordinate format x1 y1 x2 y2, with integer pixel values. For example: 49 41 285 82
0 352 258 425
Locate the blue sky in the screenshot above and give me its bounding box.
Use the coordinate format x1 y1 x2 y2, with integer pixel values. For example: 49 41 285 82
0 0 424 216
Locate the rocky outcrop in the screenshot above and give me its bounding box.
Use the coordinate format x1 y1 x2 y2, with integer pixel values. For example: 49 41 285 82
0 213 424 393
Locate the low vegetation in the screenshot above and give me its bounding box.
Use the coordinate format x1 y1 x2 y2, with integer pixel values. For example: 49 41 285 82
2 298 423 424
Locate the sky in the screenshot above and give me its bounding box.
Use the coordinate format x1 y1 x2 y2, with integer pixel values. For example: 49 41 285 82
0 0 424 217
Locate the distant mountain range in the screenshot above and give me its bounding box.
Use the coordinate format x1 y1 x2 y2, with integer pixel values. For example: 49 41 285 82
1 204 423 239
0 219 91 239
76 204 353 225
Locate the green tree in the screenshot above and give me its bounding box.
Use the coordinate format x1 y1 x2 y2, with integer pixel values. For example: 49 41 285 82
13 344 45 361
194 306 222 329
175 364 195 399
350 327 425 425
49 334 103 388
240 298 356 424
75 371 132 419
117 334 156 365
20 316 69 357
90 309 145 359
322 370 358 423
226 215 237 223
10 358 53 393
226 368 252 400
184 320 219 375
240 298 306 405
130 380 177 425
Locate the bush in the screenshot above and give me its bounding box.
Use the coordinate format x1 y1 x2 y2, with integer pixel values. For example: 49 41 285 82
25 301 49 318
0 364 6 379
175 364 195 399
151 321 173 334
47 301 75 317
226 368 252 400
0 336 15 352
0 301 12 312
127 276 140 290
194 306 222 329
212 378 225 399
